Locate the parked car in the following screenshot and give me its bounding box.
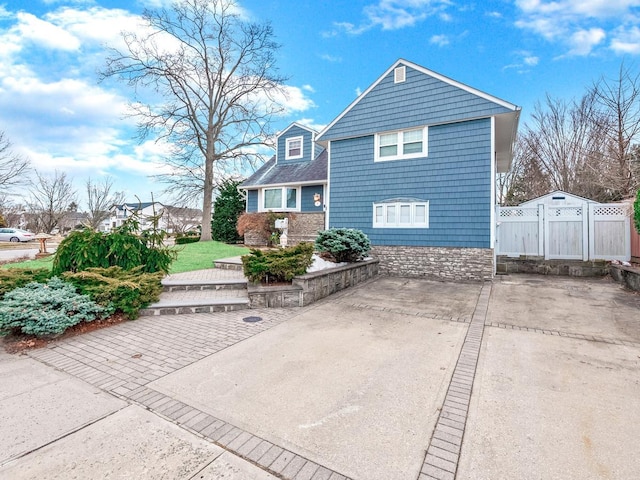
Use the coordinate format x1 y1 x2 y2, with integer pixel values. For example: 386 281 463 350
0 228 35 242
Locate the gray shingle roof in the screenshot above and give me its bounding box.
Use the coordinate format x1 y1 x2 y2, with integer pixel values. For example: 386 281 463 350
240 149 327 188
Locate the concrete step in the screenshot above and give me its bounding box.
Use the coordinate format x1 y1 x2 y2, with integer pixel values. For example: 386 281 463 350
162 278 247 292
140 289 249 316
213 256 244 271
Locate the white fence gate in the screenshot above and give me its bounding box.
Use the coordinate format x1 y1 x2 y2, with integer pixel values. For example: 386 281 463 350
497 203 630 261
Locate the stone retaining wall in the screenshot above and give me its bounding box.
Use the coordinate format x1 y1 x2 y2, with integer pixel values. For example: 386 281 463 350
496 256 609 277
247 258 379 308
372 246 493 282
287 212 325 245
610 264 640 291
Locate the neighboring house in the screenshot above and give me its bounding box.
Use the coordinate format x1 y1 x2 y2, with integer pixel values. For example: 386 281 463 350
240 122 328 244
242 59 521 280
163 206 202 234
109 202 168 232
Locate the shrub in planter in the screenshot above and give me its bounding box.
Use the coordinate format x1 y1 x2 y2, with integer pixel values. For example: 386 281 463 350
242 243 314 283
0 277 112 337
0 268 52 299
236 211 289 246
315 228 371 263
62 266 163 319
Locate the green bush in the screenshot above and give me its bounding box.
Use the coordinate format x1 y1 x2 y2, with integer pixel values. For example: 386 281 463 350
315 228 371 263
175 235 201 245
0 277 112 337
241 243 314 283
212 179 245 243
62 266 163 319
52 219 176 276
0 268 52 299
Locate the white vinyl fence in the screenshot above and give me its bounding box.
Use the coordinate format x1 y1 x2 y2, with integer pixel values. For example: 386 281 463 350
496 203 630 261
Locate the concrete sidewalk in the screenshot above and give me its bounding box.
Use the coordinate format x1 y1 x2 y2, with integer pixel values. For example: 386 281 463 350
1 274 639 479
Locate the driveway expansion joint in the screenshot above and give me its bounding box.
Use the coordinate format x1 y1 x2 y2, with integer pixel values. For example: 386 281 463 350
485 322 640 347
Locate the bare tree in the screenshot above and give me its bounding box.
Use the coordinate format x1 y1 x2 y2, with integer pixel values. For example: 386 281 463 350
590 62 640 199
497 135 551 205
520 92 609 200
102 0 287 241
27 170 77 233
0 131 30 191
84 177 126 230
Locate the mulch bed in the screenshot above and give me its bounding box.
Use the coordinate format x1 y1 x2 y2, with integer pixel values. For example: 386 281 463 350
2 313 128 355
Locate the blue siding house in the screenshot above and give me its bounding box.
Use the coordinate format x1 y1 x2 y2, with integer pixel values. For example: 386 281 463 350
242 59 520 280
240 123 328 244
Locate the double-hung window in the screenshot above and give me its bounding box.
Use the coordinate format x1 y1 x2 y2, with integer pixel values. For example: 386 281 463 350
375 126 427 161
263 187 298 211
373 200 429 228
285 136 303 160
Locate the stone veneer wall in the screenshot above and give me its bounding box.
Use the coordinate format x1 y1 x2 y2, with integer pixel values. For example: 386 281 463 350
248 258 379 308
287 212 325 245
371 245 494 281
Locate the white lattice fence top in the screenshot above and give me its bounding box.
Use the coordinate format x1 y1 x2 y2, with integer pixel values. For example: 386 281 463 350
549 207 582 218
499 208 539 218
592 205 629 216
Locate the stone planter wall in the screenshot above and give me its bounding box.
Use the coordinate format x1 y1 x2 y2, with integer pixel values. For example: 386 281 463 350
247 258 379 308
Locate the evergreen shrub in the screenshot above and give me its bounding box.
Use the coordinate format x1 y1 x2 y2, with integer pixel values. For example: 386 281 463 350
0 268 52 299
212 180 246 243
241 243 314 283
62 266 162 319
315 228 371 263
0 277 112 337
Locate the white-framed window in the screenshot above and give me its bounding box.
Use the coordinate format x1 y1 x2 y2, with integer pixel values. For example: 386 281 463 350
285 136 303 160
262 187 299 211
374 126 428 162
373 201 429 228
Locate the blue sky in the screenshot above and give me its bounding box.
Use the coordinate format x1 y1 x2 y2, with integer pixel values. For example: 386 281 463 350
1 0 639 208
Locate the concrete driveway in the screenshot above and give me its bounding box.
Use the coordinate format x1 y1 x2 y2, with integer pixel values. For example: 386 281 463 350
1 274 638 479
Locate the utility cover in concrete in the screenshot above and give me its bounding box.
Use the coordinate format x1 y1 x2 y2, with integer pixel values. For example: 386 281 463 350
0 405 224 479
152 300 467 480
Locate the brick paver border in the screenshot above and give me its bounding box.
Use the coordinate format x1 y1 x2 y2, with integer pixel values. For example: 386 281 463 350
418 282 491 480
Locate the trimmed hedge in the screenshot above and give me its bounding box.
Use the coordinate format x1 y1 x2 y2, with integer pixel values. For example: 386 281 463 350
175 235 200 245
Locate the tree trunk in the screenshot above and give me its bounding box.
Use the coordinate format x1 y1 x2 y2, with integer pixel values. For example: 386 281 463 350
200 155 214 242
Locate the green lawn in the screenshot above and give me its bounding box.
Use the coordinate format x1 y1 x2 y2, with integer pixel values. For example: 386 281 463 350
0 241 249 274
169 241 249 273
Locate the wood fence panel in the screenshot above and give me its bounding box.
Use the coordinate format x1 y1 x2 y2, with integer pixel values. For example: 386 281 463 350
544 206 587 260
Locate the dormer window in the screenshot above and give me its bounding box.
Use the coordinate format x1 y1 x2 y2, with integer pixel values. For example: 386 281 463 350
286 136 303 160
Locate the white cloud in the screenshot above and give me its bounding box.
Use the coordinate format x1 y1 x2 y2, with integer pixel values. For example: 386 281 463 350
331 0 453 35
502 50 540 73
295 118 327 132
15 12 81 50
611 25 640 53
524 55 539 66
430 34 450 47
277 85 316 114
320 53 342 63
514 0 640 56
568 27 606 55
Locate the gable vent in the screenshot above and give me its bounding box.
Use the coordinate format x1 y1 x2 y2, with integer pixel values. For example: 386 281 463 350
394 66 406 83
